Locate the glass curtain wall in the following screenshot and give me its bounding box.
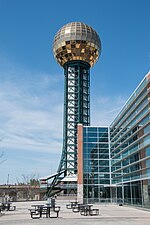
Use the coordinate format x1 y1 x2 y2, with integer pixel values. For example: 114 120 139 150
110 73 150 207
83 126 110 203
81 72 150 207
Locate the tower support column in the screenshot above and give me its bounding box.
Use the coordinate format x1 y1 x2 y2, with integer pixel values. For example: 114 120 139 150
59 61 90 176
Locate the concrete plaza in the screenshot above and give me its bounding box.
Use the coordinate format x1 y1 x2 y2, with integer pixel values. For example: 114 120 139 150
0 200 150 225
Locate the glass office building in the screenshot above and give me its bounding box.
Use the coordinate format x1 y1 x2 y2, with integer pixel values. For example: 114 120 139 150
77 71 150 207
83 127 110 202
110 72 150 207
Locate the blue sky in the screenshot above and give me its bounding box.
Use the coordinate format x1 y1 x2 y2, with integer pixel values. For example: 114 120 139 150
0 0 149 184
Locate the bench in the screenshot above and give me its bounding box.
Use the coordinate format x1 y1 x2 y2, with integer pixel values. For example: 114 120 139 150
66 204 72 209
9 205 16 211
28 209 40 219
80 207 99 216
80 209 89 216
89 208 99 216
72 205 80 213
72 204 87 213
50 206 60 218
66 202 78 209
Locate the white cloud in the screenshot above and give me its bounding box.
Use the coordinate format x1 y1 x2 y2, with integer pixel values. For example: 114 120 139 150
0 56 65 183
0 56 128 183
0 62 127 153
0 62 64 155
91 95 126 126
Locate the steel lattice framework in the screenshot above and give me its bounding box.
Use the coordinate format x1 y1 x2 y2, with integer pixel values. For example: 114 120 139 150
58 61 90 175
46 22 101 196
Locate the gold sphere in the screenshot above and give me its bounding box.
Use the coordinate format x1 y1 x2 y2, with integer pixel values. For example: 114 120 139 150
53 22 101 67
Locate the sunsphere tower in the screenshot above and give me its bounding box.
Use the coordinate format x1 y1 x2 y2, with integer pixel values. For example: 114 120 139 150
48 22 101 195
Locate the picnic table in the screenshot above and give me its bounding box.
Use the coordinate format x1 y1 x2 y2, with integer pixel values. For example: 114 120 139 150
29 204 60 219
0 202 16 211
66 202 99 216
72 204 93 214
66 200 79 209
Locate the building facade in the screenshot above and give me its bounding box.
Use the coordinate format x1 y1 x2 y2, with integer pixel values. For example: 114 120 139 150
77 71 150 207
110 71 150 207
77 125 110 203
0 185 41 202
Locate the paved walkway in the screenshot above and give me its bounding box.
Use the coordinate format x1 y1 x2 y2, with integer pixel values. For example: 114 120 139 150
0 200 150 225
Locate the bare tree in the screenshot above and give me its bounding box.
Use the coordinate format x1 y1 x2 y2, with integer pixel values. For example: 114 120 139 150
17 173 40 200
21 174 40 186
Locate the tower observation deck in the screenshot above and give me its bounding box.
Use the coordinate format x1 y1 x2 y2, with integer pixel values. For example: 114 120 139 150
47 22 101 196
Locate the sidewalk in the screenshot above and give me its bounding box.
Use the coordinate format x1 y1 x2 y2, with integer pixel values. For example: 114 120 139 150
0 200 150 225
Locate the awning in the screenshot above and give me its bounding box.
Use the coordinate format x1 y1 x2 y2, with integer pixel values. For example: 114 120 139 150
61 174 77 182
